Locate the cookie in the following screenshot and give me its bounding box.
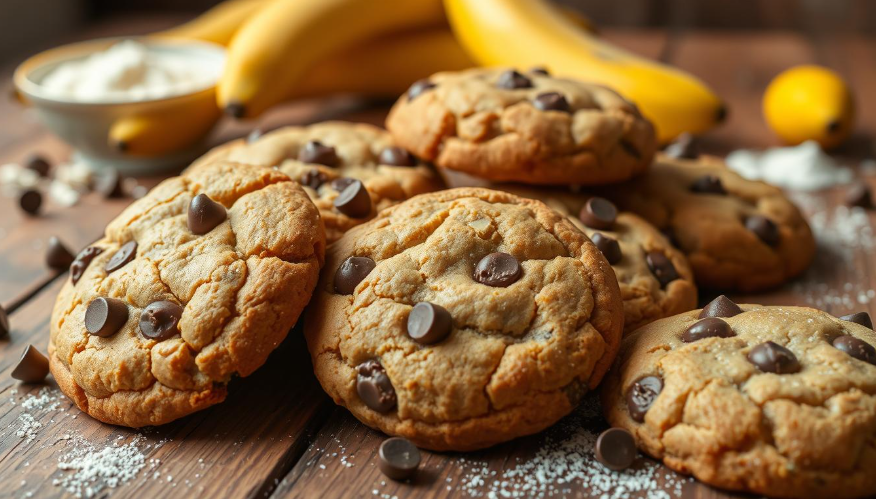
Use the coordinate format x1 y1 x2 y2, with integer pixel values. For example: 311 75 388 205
305 187 624 450
385 67 657 186
504 187 697 334
49 160 326 427
193 121 444 243
602 297 876 498
600 153 814 292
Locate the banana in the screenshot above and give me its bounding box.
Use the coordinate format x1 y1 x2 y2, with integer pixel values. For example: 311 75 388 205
219 0 446 119
108 97 222 156
153 0 268 46
443 0 725 142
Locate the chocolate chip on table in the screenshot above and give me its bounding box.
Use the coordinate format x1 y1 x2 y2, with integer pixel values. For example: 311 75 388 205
139 301 184 340
473 252 522 287
839 311 873 329
70 246 103 285
105 241 137 274
188 194 227 235
497 69 533 89
0 304 9 337
590 232 622 265
745 215 780 247
832 336 876 365
578 197 617 230
334 256 376 295
529 66 550 75
645 251 679 287
356 359 396 413
690 175 726 195
379 146 418 167
682 317 734 343
19 189 42 216
378 437 421 480
96 170 126 199
330 177 356 192
595 428 637 471
627 375 662 422
407 302 452 344
407 79 436 100
25 154 51 177
699 295 743 319
11 345 49 383
85 297 129 338
533 92 571 112
298 140 339 167
45 236 75 270
333 180 372 218
845 183 873 209
300 168 328 190
663 132 699 159
748 341 800 374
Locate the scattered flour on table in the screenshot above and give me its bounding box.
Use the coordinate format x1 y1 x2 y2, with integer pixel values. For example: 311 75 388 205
726 141 852 191
53 435 147 498
10 387 63 442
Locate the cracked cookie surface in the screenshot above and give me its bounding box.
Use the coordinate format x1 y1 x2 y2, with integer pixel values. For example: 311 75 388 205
602 303 876 498
305 188 624 450
385 67 657 186
49 160 325 427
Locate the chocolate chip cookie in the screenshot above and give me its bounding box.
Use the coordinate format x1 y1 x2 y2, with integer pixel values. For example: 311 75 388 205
602 297 876 498
600 153 814 292
385 67 657 186
194 121 444 243
49 160 325 427
305 188 624 450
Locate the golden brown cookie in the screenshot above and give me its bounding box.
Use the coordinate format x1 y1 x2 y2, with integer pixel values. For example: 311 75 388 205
602 297 876 498
305 188 624 451
49 160 325 427
600 153 814 292
385 67 657 186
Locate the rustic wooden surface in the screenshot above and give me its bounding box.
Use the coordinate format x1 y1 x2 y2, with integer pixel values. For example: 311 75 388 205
1 15 874 499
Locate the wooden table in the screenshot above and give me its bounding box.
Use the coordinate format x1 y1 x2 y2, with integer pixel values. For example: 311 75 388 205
1 16 875 499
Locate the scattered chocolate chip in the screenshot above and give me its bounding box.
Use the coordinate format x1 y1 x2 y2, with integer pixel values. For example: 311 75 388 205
298 141 339 167
619 140 641 160
246 128 262 143
645 252 679 287
533 92 571 112
105 241 137 274
748 341 800 374
356 359 396 413
95 170 126 198
745 215 780 247
407 79 435 100
590 232 622 265
473 252 522 287
845 183 873 209
330 177 356 192
832 336 876 365
45 236 75 270
139 301 184 340
25 154 51 177
188 194 227 235
682 317 734 342
716 105 728 123
664 133 699 159
300 168 328 190
11 345 49 383
378 437 420 480
19 189 42 216
578 197 617 230
690 175 726 195
379 146 417 167
0 304 9 337
839 312 873 329
70 246 103 285
407 302 452 344
627 375 662 422
333 180 371 218
529 66 550 75
699 295 743 319
497 70 533 89
334 256 376 295
595 428 637 471
224 102 245 119
85 297 129 337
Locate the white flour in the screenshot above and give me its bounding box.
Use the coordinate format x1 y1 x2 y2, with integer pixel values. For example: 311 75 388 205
54 435 147 498
726 141 852 191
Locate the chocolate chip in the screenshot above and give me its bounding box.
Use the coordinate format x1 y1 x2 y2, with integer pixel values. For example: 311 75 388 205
497 70 533 89
664 133 699 159
748 341 800 374
839 312 873 329
105 241 137 274
70 246 103 285
378 437 420 480
188 194 227 235
407 79 435 100
85 297 129 337
620 140 641 160
356 359 396 413
591 232 622 265
832 336 876 365
595 428 637 471
578 197 617 230
95 170 125 198
333 180 371 218
745 215 780 247
334 256 376 295
139 301 184 340
699 295 743 319
645 252 679 287
845 183 873 209
407 302 452 344
25 154 51 177
45 236 75 270
224 102 246 119
300 168 328 190
19 189 42 216
0 304 9 337
690 175 726 195
529 66 550 75
379 146 417 167
298 141 339 167
473 252 522 287
627 375 662 422
682 317 734 343
533 92 571 112
330 177 356 192
11 345 49 383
